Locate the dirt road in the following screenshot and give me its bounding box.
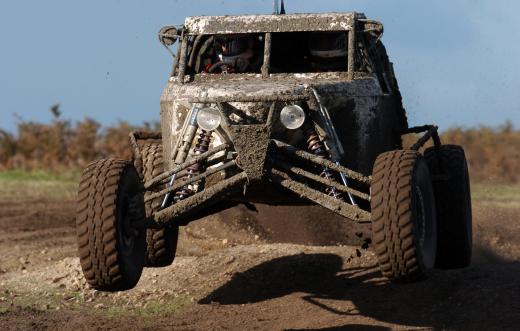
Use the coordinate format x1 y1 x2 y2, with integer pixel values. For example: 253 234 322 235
0 180 519 330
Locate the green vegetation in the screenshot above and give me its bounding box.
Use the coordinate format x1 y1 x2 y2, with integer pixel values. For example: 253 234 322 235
472 182 520 208
104 296 192 318
0 170 78 201
0 169 79 183
1 169 519 205
0 278 191 318
0 283 68 314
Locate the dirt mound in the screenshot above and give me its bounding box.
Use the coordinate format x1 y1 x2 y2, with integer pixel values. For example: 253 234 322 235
2 242 520 331
1 244 373 313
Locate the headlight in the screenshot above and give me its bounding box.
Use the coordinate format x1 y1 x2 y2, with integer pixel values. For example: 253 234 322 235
280 105 306 130
196 107 222 131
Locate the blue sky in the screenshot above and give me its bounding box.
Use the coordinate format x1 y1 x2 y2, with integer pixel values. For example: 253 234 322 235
1 0 519 132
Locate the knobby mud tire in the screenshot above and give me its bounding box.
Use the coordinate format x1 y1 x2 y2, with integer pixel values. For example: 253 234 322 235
371 150 437 282
139 143 179 268
76 159 146 291
425 145 472 269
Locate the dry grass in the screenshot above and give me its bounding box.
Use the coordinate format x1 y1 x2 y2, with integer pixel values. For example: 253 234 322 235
404 121 520 183
0 107 159 172
0 109 518 183
440 121 520 183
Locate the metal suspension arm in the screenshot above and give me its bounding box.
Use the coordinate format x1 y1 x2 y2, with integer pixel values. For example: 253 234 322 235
153 172 248 225
272 139 372 185
270 169 370 223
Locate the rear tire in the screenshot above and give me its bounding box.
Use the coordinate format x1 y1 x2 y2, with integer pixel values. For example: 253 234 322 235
425 145 472 269
76 159 146 291
138 143 179 268
371 150 437 282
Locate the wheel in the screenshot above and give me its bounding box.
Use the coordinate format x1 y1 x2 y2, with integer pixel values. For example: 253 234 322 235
138 143 179 268
76 159 146 291
371 150 437 282
424 145 472 269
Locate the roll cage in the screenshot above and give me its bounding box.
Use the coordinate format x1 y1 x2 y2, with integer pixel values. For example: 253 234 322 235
170 13 385 82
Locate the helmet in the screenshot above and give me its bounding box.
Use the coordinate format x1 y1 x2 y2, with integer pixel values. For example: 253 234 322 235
216 35 254 72
309 32 347 59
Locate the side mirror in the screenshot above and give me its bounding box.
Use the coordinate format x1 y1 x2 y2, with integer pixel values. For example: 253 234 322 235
359 19 384 40
158 26 181 46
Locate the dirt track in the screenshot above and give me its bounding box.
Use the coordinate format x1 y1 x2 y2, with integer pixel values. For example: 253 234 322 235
1 182 519 330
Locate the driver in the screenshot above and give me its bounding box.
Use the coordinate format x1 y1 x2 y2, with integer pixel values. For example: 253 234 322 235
308 32 348 72
205 35 260 73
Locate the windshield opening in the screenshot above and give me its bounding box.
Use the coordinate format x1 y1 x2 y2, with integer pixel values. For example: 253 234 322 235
270 31 348 73
186 33 265 75
181 30 354 78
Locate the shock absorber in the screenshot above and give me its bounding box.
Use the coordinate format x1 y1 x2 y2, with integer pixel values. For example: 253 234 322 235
305 128 342 199
174 130 213 202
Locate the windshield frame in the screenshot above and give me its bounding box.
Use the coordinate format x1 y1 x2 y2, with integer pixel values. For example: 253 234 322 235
176 23 357 82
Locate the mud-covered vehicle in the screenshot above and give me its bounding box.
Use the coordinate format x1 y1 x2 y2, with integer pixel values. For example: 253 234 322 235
76 11 472 291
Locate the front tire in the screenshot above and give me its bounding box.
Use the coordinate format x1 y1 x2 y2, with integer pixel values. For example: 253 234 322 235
371 150 437 282
76 159 146 291
425 145 472 269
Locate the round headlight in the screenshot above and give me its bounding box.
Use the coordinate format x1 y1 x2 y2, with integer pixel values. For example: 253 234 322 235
280 105 306 130
196 107 221 131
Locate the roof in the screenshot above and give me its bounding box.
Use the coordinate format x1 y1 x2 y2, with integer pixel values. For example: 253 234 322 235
184 13 363 35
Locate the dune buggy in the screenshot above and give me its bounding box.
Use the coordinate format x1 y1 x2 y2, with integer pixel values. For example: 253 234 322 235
76 12 472 291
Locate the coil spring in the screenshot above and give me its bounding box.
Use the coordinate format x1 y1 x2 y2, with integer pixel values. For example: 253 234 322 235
306 131 342 199
174 130 212 202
